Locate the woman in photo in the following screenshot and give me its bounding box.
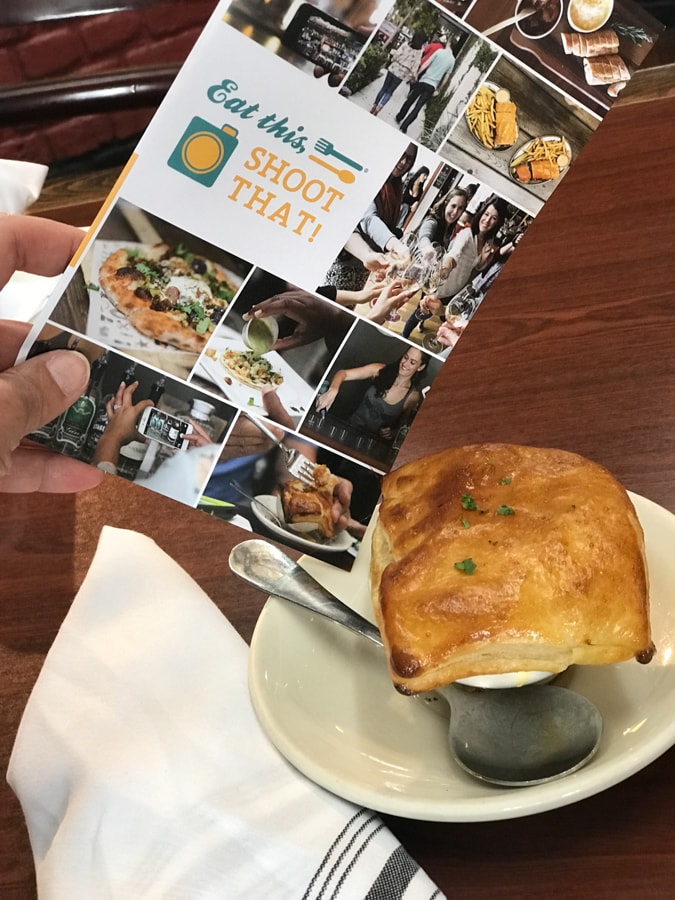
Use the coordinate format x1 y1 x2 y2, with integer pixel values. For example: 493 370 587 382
403 196 506 338
436 197 507 299
370 31 427 116
315 345 427 440
415 186 470 252
397 164 430 229
324 144 418 292
400 187 469 339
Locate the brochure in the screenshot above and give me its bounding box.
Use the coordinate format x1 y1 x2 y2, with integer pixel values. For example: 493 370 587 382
20 0 662 567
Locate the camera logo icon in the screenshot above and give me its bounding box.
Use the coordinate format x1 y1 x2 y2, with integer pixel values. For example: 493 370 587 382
168 116 239 187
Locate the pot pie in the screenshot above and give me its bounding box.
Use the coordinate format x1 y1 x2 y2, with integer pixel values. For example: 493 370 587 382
281 465 339 540
370 444 653 694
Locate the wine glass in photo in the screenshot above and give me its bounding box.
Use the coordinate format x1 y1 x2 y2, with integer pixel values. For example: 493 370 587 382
447 285 483 321
419 243 443 295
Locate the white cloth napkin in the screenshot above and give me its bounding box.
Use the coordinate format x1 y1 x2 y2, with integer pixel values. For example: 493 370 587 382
0 159 48 213
0 160 55 321
7 527 443 900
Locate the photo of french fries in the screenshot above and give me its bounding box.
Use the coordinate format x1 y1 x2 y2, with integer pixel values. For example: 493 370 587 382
509 135 571 184
465 83 518 150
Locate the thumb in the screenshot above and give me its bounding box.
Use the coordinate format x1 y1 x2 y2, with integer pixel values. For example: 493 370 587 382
0 351 90 471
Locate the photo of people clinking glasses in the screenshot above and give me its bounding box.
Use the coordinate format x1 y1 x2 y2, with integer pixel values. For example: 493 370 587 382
321 148 532 359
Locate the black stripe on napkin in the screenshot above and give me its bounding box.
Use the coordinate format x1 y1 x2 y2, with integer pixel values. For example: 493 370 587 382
303 810 439 899
364 844 430 900
303 809 378 899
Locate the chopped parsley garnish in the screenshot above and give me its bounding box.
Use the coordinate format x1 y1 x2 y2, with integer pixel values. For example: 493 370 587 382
497 504 515 516
211 280 234 302
177 301 213 333
174 242 192 260
135 260 161 280
461 493 477 510
499 476 512 484
454 558 477 575
461 516 470 529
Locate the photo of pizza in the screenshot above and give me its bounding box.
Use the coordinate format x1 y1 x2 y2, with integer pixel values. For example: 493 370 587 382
218 348 284 390
48 200 253 380
97 243 238 353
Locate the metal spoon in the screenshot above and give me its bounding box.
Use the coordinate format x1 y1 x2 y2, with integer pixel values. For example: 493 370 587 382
229 539 603 787
228 481 286 530
484 7 537 37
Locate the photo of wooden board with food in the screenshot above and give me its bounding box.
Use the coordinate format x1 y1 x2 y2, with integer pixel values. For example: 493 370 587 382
509 134 572 183
465 0 664 117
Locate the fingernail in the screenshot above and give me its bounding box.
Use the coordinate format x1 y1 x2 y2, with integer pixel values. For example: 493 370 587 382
46 350 90 395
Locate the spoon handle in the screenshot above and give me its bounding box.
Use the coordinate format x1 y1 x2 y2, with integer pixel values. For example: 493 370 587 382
229 539 383 646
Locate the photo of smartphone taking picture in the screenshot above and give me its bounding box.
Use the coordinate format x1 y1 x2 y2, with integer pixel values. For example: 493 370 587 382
281 3 366 79
137 407 193 451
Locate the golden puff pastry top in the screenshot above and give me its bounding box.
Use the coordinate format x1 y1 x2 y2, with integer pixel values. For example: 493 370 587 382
371 444 653 694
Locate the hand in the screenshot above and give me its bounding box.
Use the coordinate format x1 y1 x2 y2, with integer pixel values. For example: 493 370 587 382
104 381 153 446
315 387 338 413
332 476 356 533
93 381 153 468
185 418 214 448
352 281 385 305
419 294 441 316
243 290 350 352
260 385 296 430
479 242 497 265
439 253 455 279
386 238 411 267
437 317 467 349
362 250 390 273
0 215 103 493
367 279 417 325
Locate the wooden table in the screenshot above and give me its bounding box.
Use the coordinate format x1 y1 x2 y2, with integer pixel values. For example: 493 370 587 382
3 71 675 900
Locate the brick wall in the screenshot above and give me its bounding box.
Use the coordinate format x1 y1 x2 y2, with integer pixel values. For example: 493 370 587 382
0 1 217 171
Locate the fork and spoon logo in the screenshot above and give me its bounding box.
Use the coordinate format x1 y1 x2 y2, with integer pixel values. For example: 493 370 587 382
309 138 363 184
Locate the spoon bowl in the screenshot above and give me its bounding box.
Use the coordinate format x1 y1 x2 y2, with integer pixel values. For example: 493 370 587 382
439 682 601 786
229 539 603 786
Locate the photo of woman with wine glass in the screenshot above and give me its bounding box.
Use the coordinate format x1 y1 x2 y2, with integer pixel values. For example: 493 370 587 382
401 195 508 339
323 143 418 292
301 323 441 470
315 344 427 441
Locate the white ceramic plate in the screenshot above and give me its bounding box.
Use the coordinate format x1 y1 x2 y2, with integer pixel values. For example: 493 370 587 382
248 492 675 821
250 494 355 554
509 135 572 183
